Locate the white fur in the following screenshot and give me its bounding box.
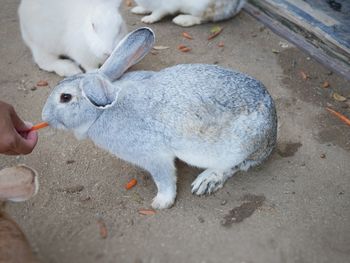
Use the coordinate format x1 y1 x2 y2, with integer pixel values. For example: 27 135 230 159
132 0 246 27
18 0 127 76
191 169 225 195
152 191 176 209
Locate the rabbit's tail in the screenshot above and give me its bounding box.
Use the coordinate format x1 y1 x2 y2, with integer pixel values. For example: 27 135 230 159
240 134 276 172
211 0 246 22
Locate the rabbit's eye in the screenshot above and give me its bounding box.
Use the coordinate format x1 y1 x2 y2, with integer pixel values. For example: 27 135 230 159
60 93 72 103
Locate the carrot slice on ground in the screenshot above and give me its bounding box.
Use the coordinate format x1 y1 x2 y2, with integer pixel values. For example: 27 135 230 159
218 41 224 47
179 47 191 52
138 209 156 215
177 44 187 50
177 44 192 52
326 107 350 126
300 71 309 80
36 80 48 87
30 122 49 131
97 219 108 239
322 81 330 88
125 178 137 190
182 32 193 40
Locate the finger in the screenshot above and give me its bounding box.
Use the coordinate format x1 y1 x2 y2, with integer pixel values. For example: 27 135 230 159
10 108 30 132
24 121 33 130
13 131 38 155
26 130 38 148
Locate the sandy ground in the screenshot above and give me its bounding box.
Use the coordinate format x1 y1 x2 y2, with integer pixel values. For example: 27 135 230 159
1 0 350 262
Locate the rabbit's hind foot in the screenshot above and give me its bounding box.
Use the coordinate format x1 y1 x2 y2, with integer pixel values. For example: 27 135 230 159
32 47 82 77
191 166 239 195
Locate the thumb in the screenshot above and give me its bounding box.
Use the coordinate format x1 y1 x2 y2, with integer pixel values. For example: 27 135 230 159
13 130 38 155
10 108 31 132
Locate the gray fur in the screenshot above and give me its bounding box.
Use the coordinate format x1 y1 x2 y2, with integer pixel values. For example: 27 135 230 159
42 28 277 209
100 27 155 81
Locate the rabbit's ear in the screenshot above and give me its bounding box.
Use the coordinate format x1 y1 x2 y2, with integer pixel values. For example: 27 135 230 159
99 27 155 81
80 75 118 109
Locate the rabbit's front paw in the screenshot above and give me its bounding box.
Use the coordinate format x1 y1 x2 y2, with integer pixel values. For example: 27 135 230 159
53 61 83 77
141 15 159 24
191 169 225 195
141 10 166 24
151 192 175 209
172 15 202 27
131 6 150 15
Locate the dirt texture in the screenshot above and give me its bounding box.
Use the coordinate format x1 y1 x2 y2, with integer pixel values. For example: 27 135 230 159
0 0 349 263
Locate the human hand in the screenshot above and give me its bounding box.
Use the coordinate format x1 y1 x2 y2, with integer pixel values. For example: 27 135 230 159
0 102 38 155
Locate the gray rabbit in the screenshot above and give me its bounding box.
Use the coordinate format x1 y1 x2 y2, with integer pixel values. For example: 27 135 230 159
42 28 277 209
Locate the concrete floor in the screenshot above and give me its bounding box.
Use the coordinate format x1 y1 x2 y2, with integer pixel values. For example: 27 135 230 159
1 0 349 262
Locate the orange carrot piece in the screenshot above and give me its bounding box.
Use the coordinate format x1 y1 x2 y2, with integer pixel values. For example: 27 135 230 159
177 45 191 52
182 32 193 40
36 80 48 87
179 47 191 52
326 107 350 127
322 81 330 88
138 209 156 215
177 44 187 50
97 219 108 239
30 122 49 131
300 71 309 80
125 178 137 190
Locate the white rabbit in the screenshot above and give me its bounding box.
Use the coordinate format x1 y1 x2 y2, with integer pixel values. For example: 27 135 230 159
131 0 246 27
18 0 127 76
42 28 277 209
